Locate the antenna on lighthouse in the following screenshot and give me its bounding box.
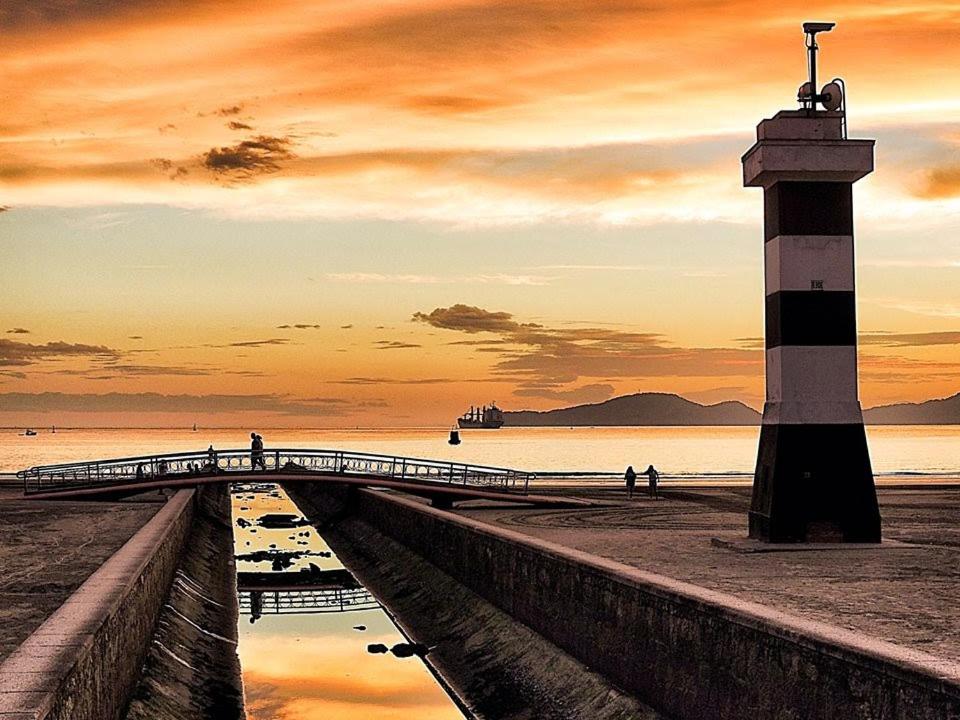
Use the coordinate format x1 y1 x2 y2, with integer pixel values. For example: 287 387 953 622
797 21 837 114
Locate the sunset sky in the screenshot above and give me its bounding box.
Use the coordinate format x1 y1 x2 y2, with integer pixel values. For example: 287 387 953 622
3 0 960 427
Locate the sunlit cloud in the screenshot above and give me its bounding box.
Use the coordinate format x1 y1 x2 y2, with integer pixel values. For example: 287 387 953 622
0 339 117 367
413 304 763 396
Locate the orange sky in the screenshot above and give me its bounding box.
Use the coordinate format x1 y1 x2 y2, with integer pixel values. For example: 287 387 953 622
2 1 960 426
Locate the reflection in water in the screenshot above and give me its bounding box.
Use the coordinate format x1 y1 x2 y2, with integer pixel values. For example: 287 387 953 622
232 483 465 720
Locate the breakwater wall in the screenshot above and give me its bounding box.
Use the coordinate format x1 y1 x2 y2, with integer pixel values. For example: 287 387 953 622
289 485 960 720
0 490 196 720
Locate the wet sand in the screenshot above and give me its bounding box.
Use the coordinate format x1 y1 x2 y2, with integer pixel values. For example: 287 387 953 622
0 484 164 662
453 485 960 662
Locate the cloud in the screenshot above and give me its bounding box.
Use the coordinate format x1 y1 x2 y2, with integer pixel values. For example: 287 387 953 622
413 304 525 334
215 104 244 117
0 206 9 213
128 335 143 340
218 338 290 348
324 272 554 286
151 157 189 180
413 304 762 397
0 392 376 417
6 328 30 334
340 324 353 329
276 323 320 330
42 363 267 379
331 376 451 385
227 120 252 130
861 330 960 347
0 339 117 367
373 340 421 350
201 135 294 178
513 382 615 404
916 165 960 199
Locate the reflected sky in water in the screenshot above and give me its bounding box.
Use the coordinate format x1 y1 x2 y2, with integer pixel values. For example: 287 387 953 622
232 485 464 720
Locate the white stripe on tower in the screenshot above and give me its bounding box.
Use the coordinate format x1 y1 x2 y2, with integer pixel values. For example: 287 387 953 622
764 235 854 293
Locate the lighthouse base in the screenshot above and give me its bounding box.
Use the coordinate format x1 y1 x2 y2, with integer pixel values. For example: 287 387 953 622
750 422 881 543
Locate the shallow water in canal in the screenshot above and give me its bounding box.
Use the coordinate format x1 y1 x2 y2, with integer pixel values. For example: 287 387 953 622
231 483 465 720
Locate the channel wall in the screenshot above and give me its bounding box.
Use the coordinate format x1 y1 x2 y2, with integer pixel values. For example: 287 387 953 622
292 484 960 720
0 490 195 720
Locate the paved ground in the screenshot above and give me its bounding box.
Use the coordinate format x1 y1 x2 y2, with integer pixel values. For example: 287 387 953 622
455 485 960 661
0 485 164 662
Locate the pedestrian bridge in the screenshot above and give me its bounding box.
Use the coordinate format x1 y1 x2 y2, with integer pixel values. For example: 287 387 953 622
16 447 584 507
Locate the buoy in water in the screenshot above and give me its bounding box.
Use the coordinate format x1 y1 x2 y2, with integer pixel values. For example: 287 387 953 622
448 429 461 445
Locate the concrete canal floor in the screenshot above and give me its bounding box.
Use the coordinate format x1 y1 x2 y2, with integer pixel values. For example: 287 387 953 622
0 483 164 662
453 484 960 662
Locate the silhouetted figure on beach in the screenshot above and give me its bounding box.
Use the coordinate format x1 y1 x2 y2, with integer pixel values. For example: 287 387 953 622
206 445 218 473
251 432 266 471
624 465 637 499
644 465 660 499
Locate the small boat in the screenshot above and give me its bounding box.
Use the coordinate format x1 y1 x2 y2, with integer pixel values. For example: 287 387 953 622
448 429 461 445
457 403 504 429
192 423 198 432
23 429 37 436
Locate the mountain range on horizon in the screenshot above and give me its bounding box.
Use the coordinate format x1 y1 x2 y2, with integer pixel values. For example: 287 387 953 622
503 392 960 426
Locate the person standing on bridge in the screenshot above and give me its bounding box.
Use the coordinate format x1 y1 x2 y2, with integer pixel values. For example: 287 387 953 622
206 445 218 473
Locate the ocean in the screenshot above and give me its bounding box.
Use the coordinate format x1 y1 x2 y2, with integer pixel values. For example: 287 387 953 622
4 425 960 483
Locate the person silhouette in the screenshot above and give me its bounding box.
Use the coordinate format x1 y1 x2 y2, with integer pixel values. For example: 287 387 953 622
643 464 660 499
624 465 637 499
250 433 266 471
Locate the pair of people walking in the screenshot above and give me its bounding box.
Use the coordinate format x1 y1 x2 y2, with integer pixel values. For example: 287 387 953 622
624 464 659 499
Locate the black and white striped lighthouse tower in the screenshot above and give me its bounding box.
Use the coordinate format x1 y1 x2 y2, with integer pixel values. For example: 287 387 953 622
741 22 881 542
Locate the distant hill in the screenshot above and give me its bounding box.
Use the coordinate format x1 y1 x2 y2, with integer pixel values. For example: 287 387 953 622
863 392 960 425
503 393 760 426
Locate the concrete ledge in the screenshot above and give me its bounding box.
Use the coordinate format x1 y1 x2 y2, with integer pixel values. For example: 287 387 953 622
347 487 960 719
0 490 196 720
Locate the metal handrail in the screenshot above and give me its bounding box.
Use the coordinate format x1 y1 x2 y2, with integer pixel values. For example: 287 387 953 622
16 447 534 495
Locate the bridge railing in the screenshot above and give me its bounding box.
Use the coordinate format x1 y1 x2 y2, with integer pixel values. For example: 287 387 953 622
16 447 533 495
238 587 379 615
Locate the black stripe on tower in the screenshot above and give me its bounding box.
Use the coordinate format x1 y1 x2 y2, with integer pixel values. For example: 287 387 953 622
766 291 856 349
764 181 853 241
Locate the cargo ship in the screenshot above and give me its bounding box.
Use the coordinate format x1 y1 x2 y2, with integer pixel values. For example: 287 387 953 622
457 403 504 429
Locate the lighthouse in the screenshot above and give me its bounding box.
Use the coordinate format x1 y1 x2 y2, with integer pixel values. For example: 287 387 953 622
741 22 881 542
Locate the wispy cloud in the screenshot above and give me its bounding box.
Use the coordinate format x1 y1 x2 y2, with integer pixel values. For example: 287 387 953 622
0 391 379 417
325 272 554 286
373 340 421 350
861 330 960 347
277 324 321 330
216 338 291 348
6 328 30 334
